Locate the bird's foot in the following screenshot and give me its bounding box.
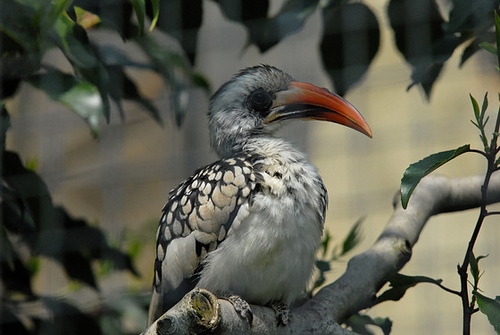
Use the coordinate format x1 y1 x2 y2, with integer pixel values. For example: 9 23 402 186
268 301 289 326
221 293 253 324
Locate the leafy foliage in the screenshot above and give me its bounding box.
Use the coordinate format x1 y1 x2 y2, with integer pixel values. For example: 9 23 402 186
320 2 380 96
344 313 392 335
143 0 499 97
397 13 500 333
400 144 471 208
0 0 208 135
376 274 446 303
474 292 500 334
312 218 363 292
0 106 141 333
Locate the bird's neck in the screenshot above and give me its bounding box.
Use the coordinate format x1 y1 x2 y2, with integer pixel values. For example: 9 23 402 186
218 135 309 168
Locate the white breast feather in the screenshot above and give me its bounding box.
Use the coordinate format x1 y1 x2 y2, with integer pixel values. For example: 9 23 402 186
198 138 325 306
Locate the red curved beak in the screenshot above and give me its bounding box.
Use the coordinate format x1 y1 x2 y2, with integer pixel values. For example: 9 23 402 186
265 81 372 138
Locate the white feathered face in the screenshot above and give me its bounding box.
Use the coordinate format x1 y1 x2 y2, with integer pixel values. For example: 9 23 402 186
208 65 372 157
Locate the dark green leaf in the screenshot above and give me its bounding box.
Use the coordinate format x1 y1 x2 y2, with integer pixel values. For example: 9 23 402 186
0 0 40 55
320 229 331 258
341 217 363 256
131 0 146 35
0 254 34 295
70 0 136 39
135 35 208 125
190 72 211 91
377 273 443 303
96 44 154 69
36 207 139 281
460 32 496 66
481 92 490 116
149 0 160 31
0 104 11 150
401 145 471 209
388 0 444 66
0 306 31 335
388 0 458 98
320 2 380 96
106 65 162 123
62 251 98 288
27 70 104 137
150 0 203 64
215 0 271 51
445 0 499 33
52 15 98 68
495 9 500 67
474 291 500 334
310 259 330 291
249 0 320 52
471 93 481 119
100 248 140 276
345 313 392 335
470 93 490 150
38 297 103 335
60 82 104 136
480 42 498 54
2 151 55 232
469 253 488 294
0 226 15 269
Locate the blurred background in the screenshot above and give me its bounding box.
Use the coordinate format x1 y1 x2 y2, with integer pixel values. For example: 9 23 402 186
2 0 500 334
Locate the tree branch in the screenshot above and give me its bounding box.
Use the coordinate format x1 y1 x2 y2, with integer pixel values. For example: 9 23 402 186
142 172 500 335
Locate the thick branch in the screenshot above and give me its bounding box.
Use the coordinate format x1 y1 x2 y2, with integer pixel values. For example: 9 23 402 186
142 172 500 335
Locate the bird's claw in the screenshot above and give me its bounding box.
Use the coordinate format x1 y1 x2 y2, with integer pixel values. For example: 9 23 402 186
268 301 289 326
224 294 254 324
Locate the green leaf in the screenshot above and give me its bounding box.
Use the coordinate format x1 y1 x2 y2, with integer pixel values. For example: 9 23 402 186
0 226 15 270
105 65 161 123
470 93 490 150
388 0 458 98
0 255 34 296
495 10 500 68
469 253 480 284
474 291 500 334
135 35 208 125
39 297 103 334
150 0 202 64
131 0 146 35
254 0 320 52
59 82 103 136
148 0 160 31
70 0 136 39
2 151 55 232
320 229 331 258
401 145 471 209
345 313 392 335
377 273 443 303
471 93 481 119
480 42 498 54
460 32 497 66
27 71 104 137
340 217 363 256
0 104 11 151
321 2 380 96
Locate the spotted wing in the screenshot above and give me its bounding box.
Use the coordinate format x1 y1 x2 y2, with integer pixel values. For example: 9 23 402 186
147 155 257 325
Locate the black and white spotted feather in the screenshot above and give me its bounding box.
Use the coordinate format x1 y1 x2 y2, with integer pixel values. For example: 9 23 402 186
148 154 261 323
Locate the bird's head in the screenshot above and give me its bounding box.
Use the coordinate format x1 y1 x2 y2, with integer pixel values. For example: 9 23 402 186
208 65 372 157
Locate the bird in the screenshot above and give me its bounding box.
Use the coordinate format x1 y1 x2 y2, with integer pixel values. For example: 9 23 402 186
147 64 372 326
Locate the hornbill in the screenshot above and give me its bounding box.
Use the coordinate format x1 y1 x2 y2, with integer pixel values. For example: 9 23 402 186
148 65 372 326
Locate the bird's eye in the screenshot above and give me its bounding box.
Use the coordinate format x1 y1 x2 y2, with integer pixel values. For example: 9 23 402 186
247 88 273 113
